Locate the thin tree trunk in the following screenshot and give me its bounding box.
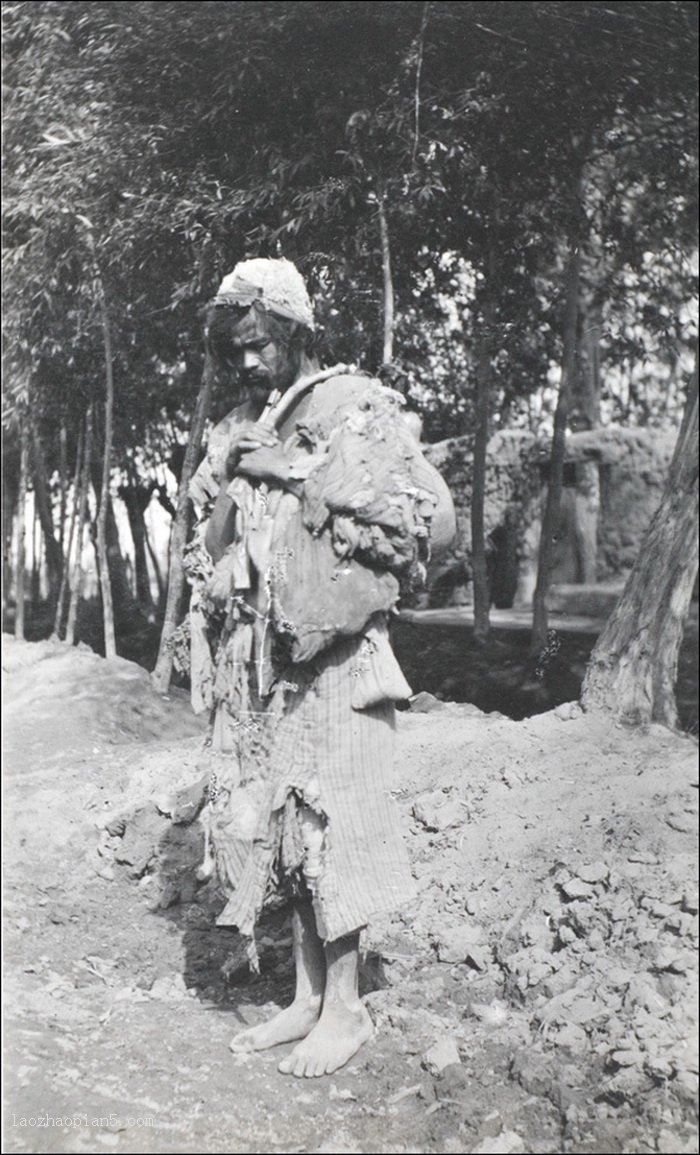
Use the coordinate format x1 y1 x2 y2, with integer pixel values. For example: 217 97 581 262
472 336 492 641
92 471 144 625
145 526 165 608
155 484 177 520
91 459 142 623
121 474 156 614
95 272 116 659
52 424 84 639
66 407 93 646
28 418 63 592
152 356 214 692
572 295 601 577
378 195 395 366
129 500 155 611
2 465 16 616
581 353 699 727
531 228 584 656
59 423 68 553
472 241 497 644
412 2 431 167
31 501 41 608
15 417 29 640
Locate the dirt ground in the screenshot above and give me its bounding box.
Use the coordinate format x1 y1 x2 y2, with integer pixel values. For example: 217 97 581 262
3 638 699 1155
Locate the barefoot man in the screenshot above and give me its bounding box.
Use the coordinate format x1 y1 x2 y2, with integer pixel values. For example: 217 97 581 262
186 258 455 1077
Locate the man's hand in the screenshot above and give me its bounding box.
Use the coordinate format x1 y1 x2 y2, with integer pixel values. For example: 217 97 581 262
235 444 296 486
225 420 279 479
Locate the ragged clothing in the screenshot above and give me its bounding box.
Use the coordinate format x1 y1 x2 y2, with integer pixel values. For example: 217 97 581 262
185 373 455 957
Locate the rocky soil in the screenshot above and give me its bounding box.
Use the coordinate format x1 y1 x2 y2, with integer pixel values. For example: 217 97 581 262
3 638 698 1154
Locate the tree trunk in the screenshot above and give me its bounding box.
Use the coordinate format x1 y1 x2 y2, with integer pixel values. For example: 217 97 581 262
531 231 584 656
95 273 116 659
91 460 140 627
2 464 16 617
378 195 395 366
121 477 156 614
581 355 699 728
31 501 41 609
152 356 214 692
145 527 165 608
52 424 84 639
472 242 497 644
66 407 93 646
28 418 63 592
15 417 29 640
59 423 68 554
412 2 431 167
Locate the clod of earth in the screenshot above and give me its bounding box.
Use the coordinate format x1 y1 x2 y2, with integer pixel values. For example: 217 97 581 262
422 1036 462 1073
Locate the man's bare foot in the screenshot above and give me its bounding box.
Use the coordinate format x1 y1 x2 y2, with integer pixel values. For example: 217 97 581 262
230 997 321 1053
278 1000 373 1077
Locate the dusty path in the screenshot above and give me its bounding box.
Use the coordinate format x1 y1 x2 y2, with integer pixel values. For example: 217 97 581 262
3 639 698 1154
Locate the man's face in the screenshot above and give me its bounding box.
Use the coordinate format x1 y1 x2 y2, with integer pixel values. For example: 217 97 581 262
227 306 298 403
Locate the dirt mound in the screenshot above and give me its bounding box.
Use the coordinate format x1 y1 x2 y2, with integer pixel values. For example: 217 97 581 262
3 642 698 1154
2 636 205 864
369 704 699 1151
3 637 203 768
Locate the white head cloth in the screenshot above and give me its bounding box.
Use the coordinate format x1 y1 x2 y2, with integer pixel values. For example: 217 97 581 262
214 258 315 330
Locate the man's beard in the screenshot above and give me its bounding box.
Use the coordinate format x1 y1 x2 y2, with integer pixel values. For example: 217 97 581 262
241 375 274 405
241 363 297 404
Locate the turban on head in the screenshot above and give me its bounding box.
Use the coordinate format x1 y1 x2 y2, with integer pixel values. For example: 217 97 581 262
213 258 315 331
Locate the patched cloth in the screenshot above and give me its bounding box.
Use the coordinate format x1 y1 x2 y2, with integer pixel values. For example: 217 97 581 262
187 373 455 958
213 257 315 330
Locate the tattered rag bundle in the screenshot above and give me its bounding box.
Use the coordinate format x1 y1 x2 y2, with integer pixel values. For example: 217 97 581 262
267 380 441 661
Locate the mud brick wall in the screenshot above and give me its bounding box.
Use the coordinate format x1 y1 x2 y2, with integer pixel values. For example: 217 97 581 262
576 427 676 581
424 430 540 606
424 425 678 606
